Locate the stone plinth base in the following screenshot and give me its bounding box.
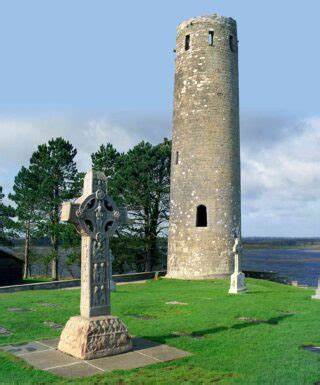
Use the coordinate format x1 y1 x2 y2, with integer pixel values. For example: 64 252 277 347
58 315 132 360
312 289 320 299
229 272 247 294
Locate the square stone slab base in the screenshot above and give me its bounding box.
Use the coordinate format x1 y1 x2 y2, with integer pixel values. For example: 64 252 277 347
1 338 191 379
58 315 132 360
312 288 320 299
229 272 247 294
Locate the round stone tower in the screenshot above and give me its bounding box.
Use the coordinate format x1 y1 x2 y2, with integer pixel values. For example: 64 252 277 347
167 14 241 279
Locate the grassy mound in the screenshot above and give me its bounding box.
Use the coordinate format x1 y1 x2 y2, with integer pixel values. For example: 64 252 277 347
0 278 320 384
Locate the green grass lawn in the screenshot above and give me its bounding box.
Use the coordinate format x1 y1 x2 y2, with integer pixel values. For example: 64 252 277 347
22 278 53 284
1 278 320 384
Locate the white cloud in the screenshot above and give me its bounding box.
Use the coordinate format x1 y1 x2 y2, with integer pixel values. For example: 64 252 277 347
0 112 319 237
0 112 170 196
241 117 320 236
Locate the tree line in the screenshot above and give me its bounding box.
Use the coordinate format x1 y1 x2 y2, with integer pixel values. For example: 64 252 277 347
0 137 171 280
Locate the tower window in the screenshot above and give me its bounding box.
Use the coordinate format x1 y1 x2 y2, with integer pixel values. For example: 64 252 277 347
196 205 207 227
208 31 214 46
175 151 179 164
185 34 190 51
229 35 235 51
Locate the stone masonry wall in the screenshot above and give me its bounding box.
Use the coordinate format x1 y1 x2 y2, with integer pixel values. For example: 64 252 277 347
167 15 241 279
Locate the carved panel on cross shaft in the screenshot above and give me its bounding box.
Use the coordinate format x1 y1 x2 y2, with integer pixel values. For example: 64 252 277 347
93 232 105 261
93 285 106 306
81 237 90 285
93 262 106 285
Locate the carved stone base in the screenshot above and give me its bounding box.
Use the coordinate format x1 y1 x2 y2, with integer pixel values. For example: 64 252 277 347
229 272 247 294
58 315 132 360
312 288 320 299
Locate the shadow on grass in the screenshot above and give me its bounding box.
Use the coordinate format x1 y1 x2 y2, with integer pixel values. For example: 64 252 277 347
144 314 294 344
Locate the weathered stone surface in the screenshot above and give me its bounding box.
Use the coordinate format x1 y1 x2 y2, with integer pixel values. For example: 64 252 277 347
167 14 241 279
312 277 320 299
58 315 132 360
229 272 247 294
110 250 116 292
0 326 11 336
301 345 320 353
236 317 263 324
47 362 102 378
23 349 80 370
60 170 126 319
43 321 63 330
35 302 60 308
7 307 32 312
2 337 191 378
229 238 247 294
127 314 158 320
59 170 131 360
0 341 49 355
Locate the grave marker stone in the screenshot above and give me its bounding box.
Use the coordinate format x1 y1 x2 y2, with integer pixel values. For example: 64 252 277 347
229 237 247 294
312 277 320 299
0 326 11 336
58 170 132 359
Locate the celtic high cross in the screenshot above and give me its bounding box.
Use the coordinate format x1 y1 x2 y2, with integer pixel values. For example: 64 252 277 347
61 170 127 318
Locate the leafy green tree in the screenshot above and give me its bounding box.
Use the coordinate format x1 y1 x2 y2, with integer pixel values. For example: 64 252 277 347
29 137 81 280
0 186 16 246
60 223 81 278
92 139 171 271
92 143 121 180
9 166 42 278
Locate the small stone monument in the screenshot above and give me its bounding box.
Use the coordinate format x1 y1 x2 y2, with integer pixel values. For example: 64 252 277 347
312 277 320 299
58 170 132 359
228 237 247 294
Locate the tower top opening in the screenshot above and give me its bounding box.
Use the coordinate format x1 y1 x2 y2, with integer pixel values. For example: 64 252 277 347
177 14 236 33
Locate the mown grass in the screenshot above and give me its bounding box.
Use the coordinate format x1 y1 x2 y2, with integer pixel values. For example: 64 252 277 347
1 278 320 384
22 278 52 284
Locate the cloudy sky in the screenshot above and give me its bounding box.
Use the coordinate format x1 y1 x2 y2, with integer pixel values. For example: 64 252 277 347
0 0 319 237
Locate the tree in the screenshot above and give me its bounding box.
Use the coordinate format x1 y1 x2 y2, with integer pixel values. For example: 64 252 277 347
60 223 81 278
9 166 41 278
92 139 171 271
92 143 121 180
0 186 16 246
29 137 81 280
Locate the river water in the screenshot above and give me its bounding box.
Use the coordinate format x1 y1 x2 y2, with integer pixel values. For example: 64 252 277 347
242 249 320 287
26 247 320 287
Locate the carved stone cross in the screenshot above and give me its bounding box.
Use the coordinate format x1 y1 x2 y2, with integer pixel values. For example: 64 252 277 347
58 170 132 360
229 237 247 294
61 170 127 318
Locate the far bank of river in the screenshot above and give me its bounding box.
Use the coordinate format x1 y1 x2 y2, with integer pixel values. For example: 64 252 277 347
242 249 320 287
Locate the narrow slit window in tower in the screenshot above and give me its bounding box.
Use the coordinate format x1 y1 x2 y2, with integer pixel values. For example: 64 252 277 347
196 205 207 227
229 35 235 51
185 34 190 50
208 31 214 46
175 151 179 164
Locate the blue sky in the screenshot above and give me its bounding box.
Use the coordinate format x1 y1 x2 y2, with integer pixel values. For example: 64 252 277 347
0 0 319 237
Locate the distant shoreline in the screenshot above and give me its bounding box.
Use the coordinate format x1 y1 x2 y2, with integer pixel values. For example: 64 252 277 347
243 244 320 251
